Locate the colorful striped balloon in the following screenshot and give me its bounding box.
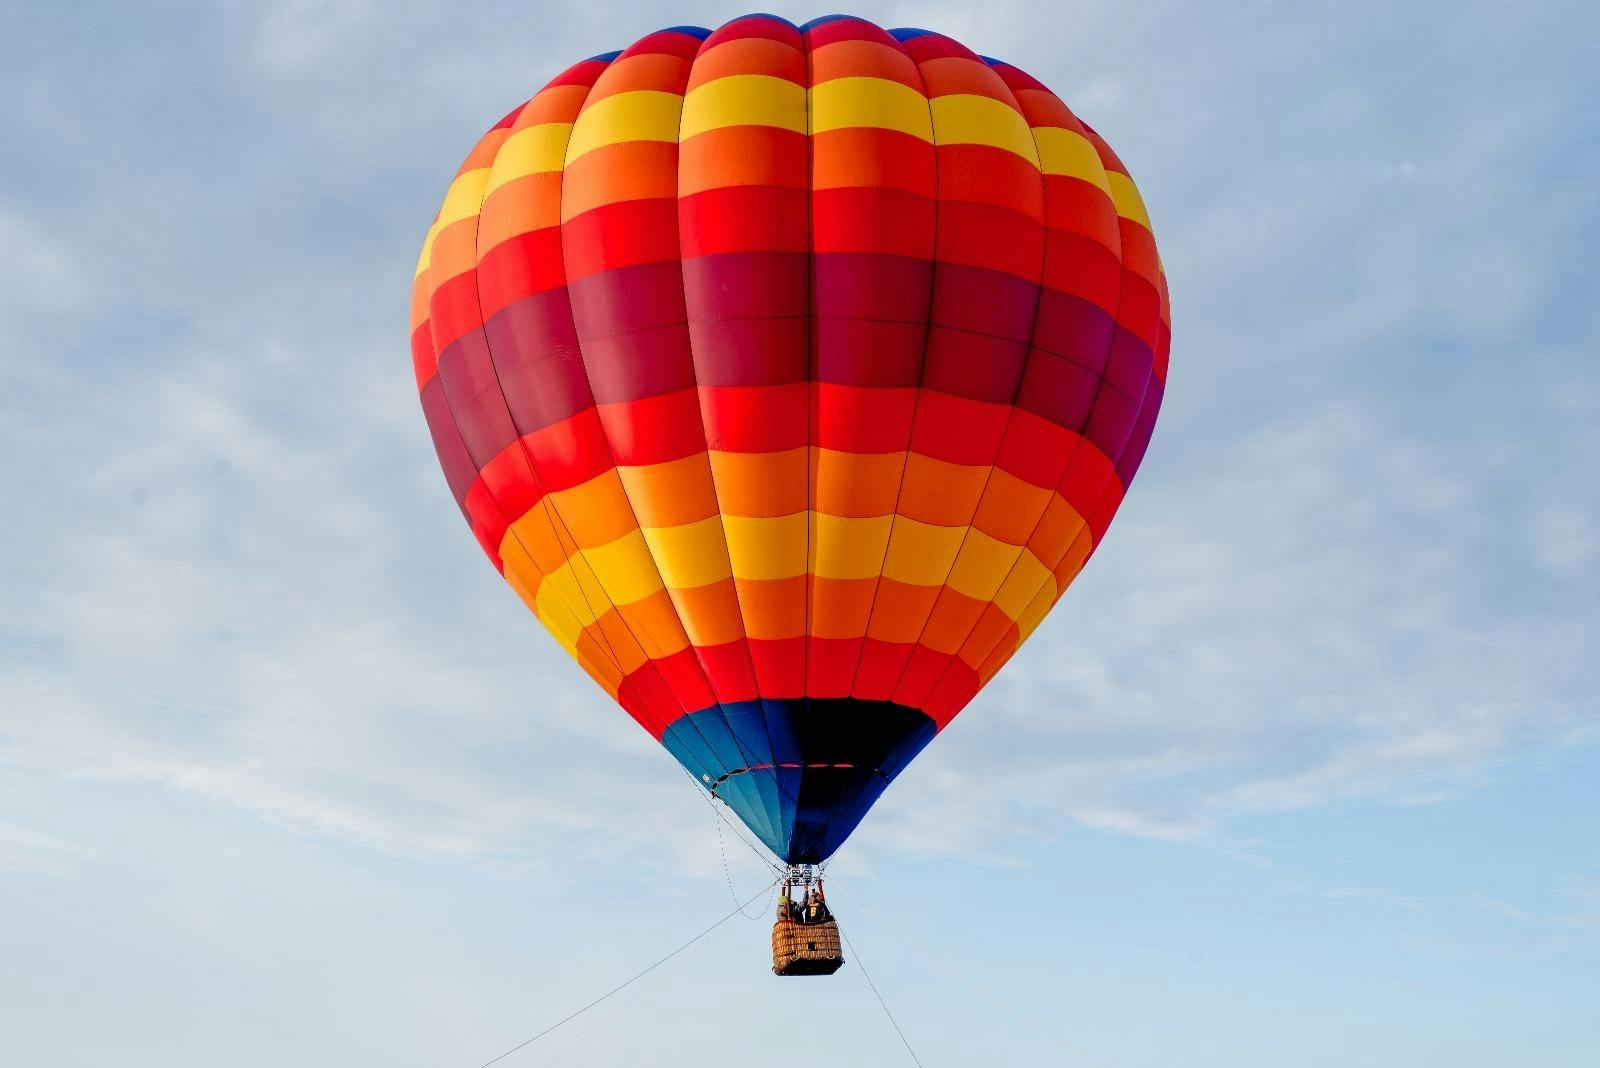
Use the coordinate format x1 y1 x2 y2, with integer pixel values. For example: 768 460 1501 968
411 14 1169 864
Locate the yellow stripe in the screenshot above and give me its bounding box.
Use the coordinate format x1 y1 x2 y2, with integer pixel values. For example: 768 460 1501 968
534 593 585 659
810 512 893 580
929 95 1039 165
640 516 733 589
1107 171 1152 230
580 529 665 606
681 75 807 139
414 217 442 278
723 512 808 580
501 525 623 688
484 122 573 196
565 90 683 164
1015 581 1056 641
569 547 622 615
944 529 1024 602
810 77 933 141
880 517 965 586
503 524 613 657
1033 127 1112 195
536 565 597 630
436 168 491 231
993 551 1053 621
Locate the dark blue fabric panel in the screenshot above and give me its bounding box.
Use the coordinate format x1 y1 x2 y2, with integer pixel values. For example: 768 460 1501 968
660 697 937 864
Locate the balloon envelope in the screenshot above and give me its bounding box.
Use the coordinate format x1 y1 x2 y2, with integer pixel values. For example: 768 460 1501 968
411 14 1170 864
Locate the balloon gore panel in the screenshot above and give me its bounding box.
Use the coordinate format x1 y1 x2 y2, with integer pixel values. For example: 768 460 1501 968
411 13 1170 863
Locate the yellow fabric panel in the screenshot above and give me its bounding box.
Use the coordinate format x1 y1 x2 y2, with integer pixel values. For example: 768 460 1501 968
572 530 623 609
680 74 807 139
723 512 808 580
929 94 1039 165
580 528 665 606
501 514 633 681
436 167 491 231
810 77 933 141
485 123 574 197
535 599 585 659
1107 171 1152 230
994 550 1054 622
536 565 597 630
641 515 734 589
414 217 442 279
880 517 965 586
1032 126 1112 195
542 548 622 628
944 528 1025 602
564 90 684 165
810 512 894 580
1016 579 1057 641
501 507 668 684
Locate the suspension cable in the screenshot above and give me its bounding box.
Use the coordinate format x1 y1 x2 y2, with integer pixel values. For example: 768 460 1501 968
833 882 1110 1068
538 907 722 1066
682 767 786 876
840 926 923 1066
714 805 778 920
474 878 777 1068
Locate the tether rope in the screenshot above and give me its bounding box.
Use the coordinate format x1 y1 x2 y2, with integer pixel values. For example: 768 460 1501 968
474 878 777 1068
834 882 1110 1068
683 767 786 877
538 907 721 1066
714 805 778 920
840 926 924 1067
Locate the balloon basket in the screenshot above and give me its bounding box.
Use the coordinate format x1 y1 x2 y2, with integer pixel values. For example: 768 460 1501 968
771 917 845 976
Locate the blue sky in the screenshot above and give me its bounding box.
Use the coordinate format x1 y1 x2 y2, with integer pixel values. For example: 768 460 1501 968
2 1 1596 1065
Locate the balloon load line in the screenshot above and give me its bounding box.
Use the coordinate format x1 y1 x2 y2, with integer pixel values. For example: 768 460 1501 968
414 10 1170 975
474 880 778 1068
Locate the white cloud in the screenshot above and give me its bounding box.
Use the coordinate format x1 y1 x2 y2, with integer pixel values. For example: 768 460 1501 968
0 819 87 874
851 400 1591 861
1531 507 1598 575
247 0 376 72
0 0 1595 885
0 207 88 322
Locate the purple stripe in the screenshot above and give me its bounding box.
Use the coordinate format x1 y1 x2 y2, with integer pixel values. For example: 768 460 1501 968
482 287 596 433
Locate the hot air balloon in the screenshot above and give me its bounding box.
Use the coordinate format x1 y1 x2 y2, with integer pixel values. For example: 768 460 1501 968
410 14 1168 973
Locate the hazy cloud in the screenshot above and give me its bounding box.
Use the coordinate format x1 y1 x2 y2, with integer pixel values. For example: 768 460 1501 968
2 0 1595 875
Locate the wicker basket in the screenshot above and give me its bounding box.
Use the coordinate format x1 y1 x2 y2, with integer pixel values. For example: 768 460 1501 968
771 918 845 976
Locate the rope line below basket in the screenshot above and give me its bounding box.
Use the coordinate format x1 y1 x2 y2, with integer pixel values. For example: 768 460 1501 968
834 881 1112 1068
841 926 924 1067
473 879 777 1068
